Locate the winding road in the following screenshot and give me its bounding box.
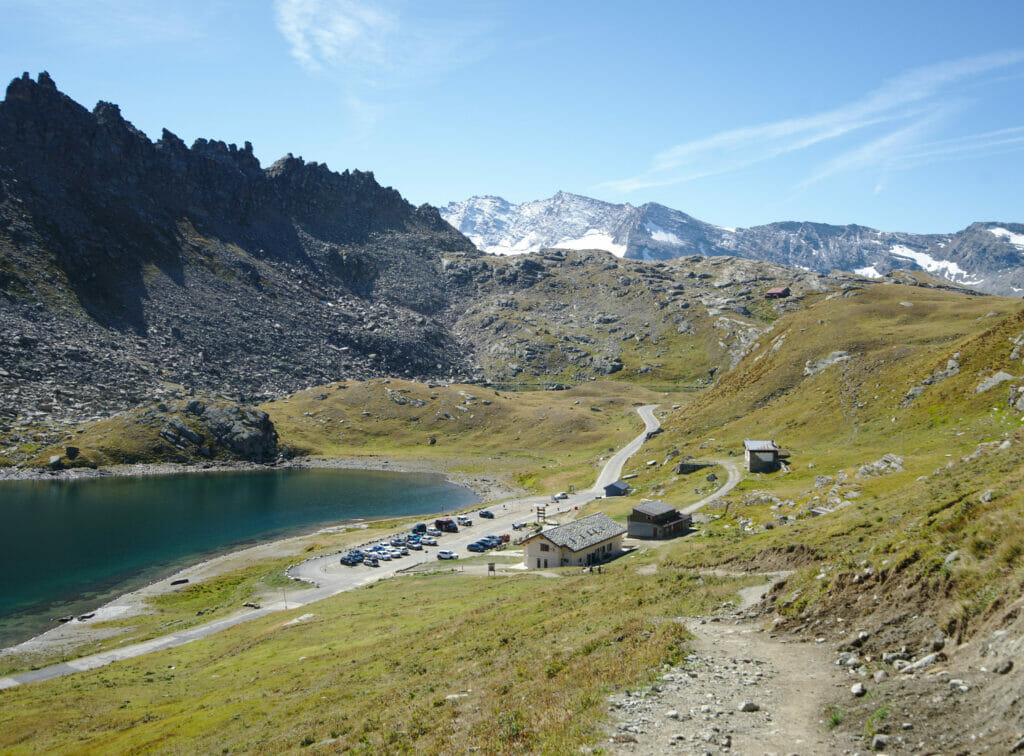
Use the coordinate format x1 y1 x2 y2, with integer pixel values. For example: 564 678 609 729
0 404 665 689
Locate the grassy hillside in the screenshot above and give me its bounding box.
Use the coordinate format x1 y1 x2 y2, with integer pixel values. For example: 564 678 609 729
0 560 756 754
605 281 1024 638
262 379 676 492
6 277 1024 752
15 380 676 494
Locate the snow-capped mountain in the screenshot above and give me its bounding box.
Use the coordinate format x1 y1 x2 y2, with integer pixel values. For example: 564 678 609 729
440 192 1024 297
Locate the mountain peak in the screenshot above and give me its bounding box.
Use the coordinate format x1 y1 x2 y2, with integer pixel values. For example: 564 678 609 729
439 192 1024 295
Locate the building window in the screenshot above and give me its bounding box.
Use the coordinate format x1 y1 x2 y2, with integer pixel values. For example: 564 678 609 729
540 543 549 552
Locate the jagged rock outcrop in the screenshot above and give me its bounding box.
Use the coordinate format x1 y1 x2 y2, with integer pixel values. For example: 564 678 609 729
0 72 480 433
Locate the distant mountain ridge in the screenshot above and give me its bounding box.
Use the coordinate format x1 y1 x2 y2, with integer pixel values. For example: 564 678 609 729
441 192 1024 297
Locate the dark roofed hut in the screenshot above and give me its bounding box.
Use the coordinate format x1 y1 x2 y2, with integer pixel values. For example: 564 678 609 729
604 481 630 497
627 500 691 539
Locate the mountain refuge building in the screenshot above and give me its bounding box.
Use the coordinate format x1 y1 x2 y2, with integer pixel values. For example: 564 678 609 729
522 513 626 568
627 500 692 539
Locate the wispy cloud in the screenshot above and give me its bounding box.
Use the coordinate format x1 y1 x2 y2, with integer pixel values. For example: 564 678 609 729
597 50 1024 195
274 0 489 87
0 0 206 46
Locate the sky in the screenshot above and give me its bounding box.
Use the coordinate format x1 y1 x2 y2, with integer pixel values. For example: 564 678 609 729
1 0 1022 232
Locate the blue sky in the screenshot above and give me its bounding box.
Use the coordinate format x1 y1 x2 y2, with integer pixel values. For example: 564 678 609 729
1 0 1022 232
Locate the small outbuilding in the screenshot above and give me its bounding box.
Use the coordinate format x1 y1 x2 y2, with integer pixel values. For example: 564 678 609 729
744 439 784 472
604 481 630 497
522 513 626 569
627 500 692 539
765 286 791 299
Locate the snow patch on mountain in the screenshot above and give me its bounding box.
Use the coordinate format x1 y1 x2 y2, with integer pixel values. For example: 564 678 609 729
854 265 884 279
890 244 976 282
645 221 684 245
552 231 626 256
990 226 1024 248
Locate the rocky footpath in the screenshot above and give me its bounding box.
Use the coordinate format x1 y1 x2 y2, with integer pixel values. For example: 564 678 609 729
603 583 1024 755
604 602 839 755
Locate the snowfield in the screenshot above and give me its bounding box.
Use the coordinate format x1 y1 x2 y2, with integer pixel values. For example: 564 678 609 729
990 226 1024 248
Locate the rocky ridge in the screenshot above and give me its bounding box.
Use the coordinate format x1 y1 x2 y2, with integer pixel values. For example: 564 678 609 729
0 72 478 441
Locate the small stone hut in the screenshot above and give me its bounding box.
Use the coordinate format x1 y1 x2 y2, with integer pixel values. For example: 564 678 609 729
744 439 782 472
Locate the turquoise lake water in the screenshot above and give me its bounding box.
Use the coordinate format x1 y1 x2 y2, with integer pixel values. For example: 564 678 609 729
0 467 477 648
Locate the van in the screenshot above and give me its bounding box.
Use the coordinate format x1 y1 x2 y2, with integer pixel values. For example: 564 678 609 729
456 515 472 526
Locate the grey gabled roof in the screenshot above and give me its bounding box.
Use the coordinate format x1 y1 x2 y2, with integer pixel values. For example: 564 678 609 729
533 513 626 552
604 481 630 493
632 500 676 517
744 439 779 452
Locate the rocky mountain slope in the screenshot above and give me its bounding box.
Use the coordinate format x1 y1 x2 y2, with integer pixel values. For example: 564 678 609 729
442 192 1024 296
0 73 1005 467
0 72 480 433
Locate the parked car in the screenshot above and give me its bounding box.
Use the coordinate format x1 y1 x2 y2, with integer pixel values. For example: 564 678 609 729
378 551 392 561
478 510 495 519
435 518 459 533
412 523 427 534
390 536 406 547
467 542 486 553
420 535 438 546
407 540 422 550
482 535 502 548
555 491 569 500
425 527 442 537
363 556 379 567
437 550 458 560
456 515 472 526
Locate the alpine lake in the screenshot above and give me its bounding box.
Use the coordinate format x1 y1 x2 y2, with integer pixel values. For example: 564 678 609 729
0 467 478 648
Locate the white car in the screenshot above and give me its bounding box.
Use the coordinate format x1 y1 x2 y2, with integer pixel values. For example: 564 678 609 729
420 535 438 546
425 527 442 537
437 550 458 560
555 491 569 500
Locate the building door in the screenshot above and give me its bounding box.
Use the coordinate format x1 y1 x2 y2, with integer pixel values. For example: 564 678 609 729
536 558 541 568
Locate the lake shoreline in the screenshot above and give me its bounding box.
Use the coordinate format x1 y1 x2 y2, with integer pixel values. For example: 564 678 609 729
0 457 522 666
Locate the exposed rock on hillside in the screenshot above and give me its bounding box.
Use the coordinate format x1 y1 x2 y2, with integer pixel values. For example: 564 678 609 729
0 72 478 433
33 397 281 468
